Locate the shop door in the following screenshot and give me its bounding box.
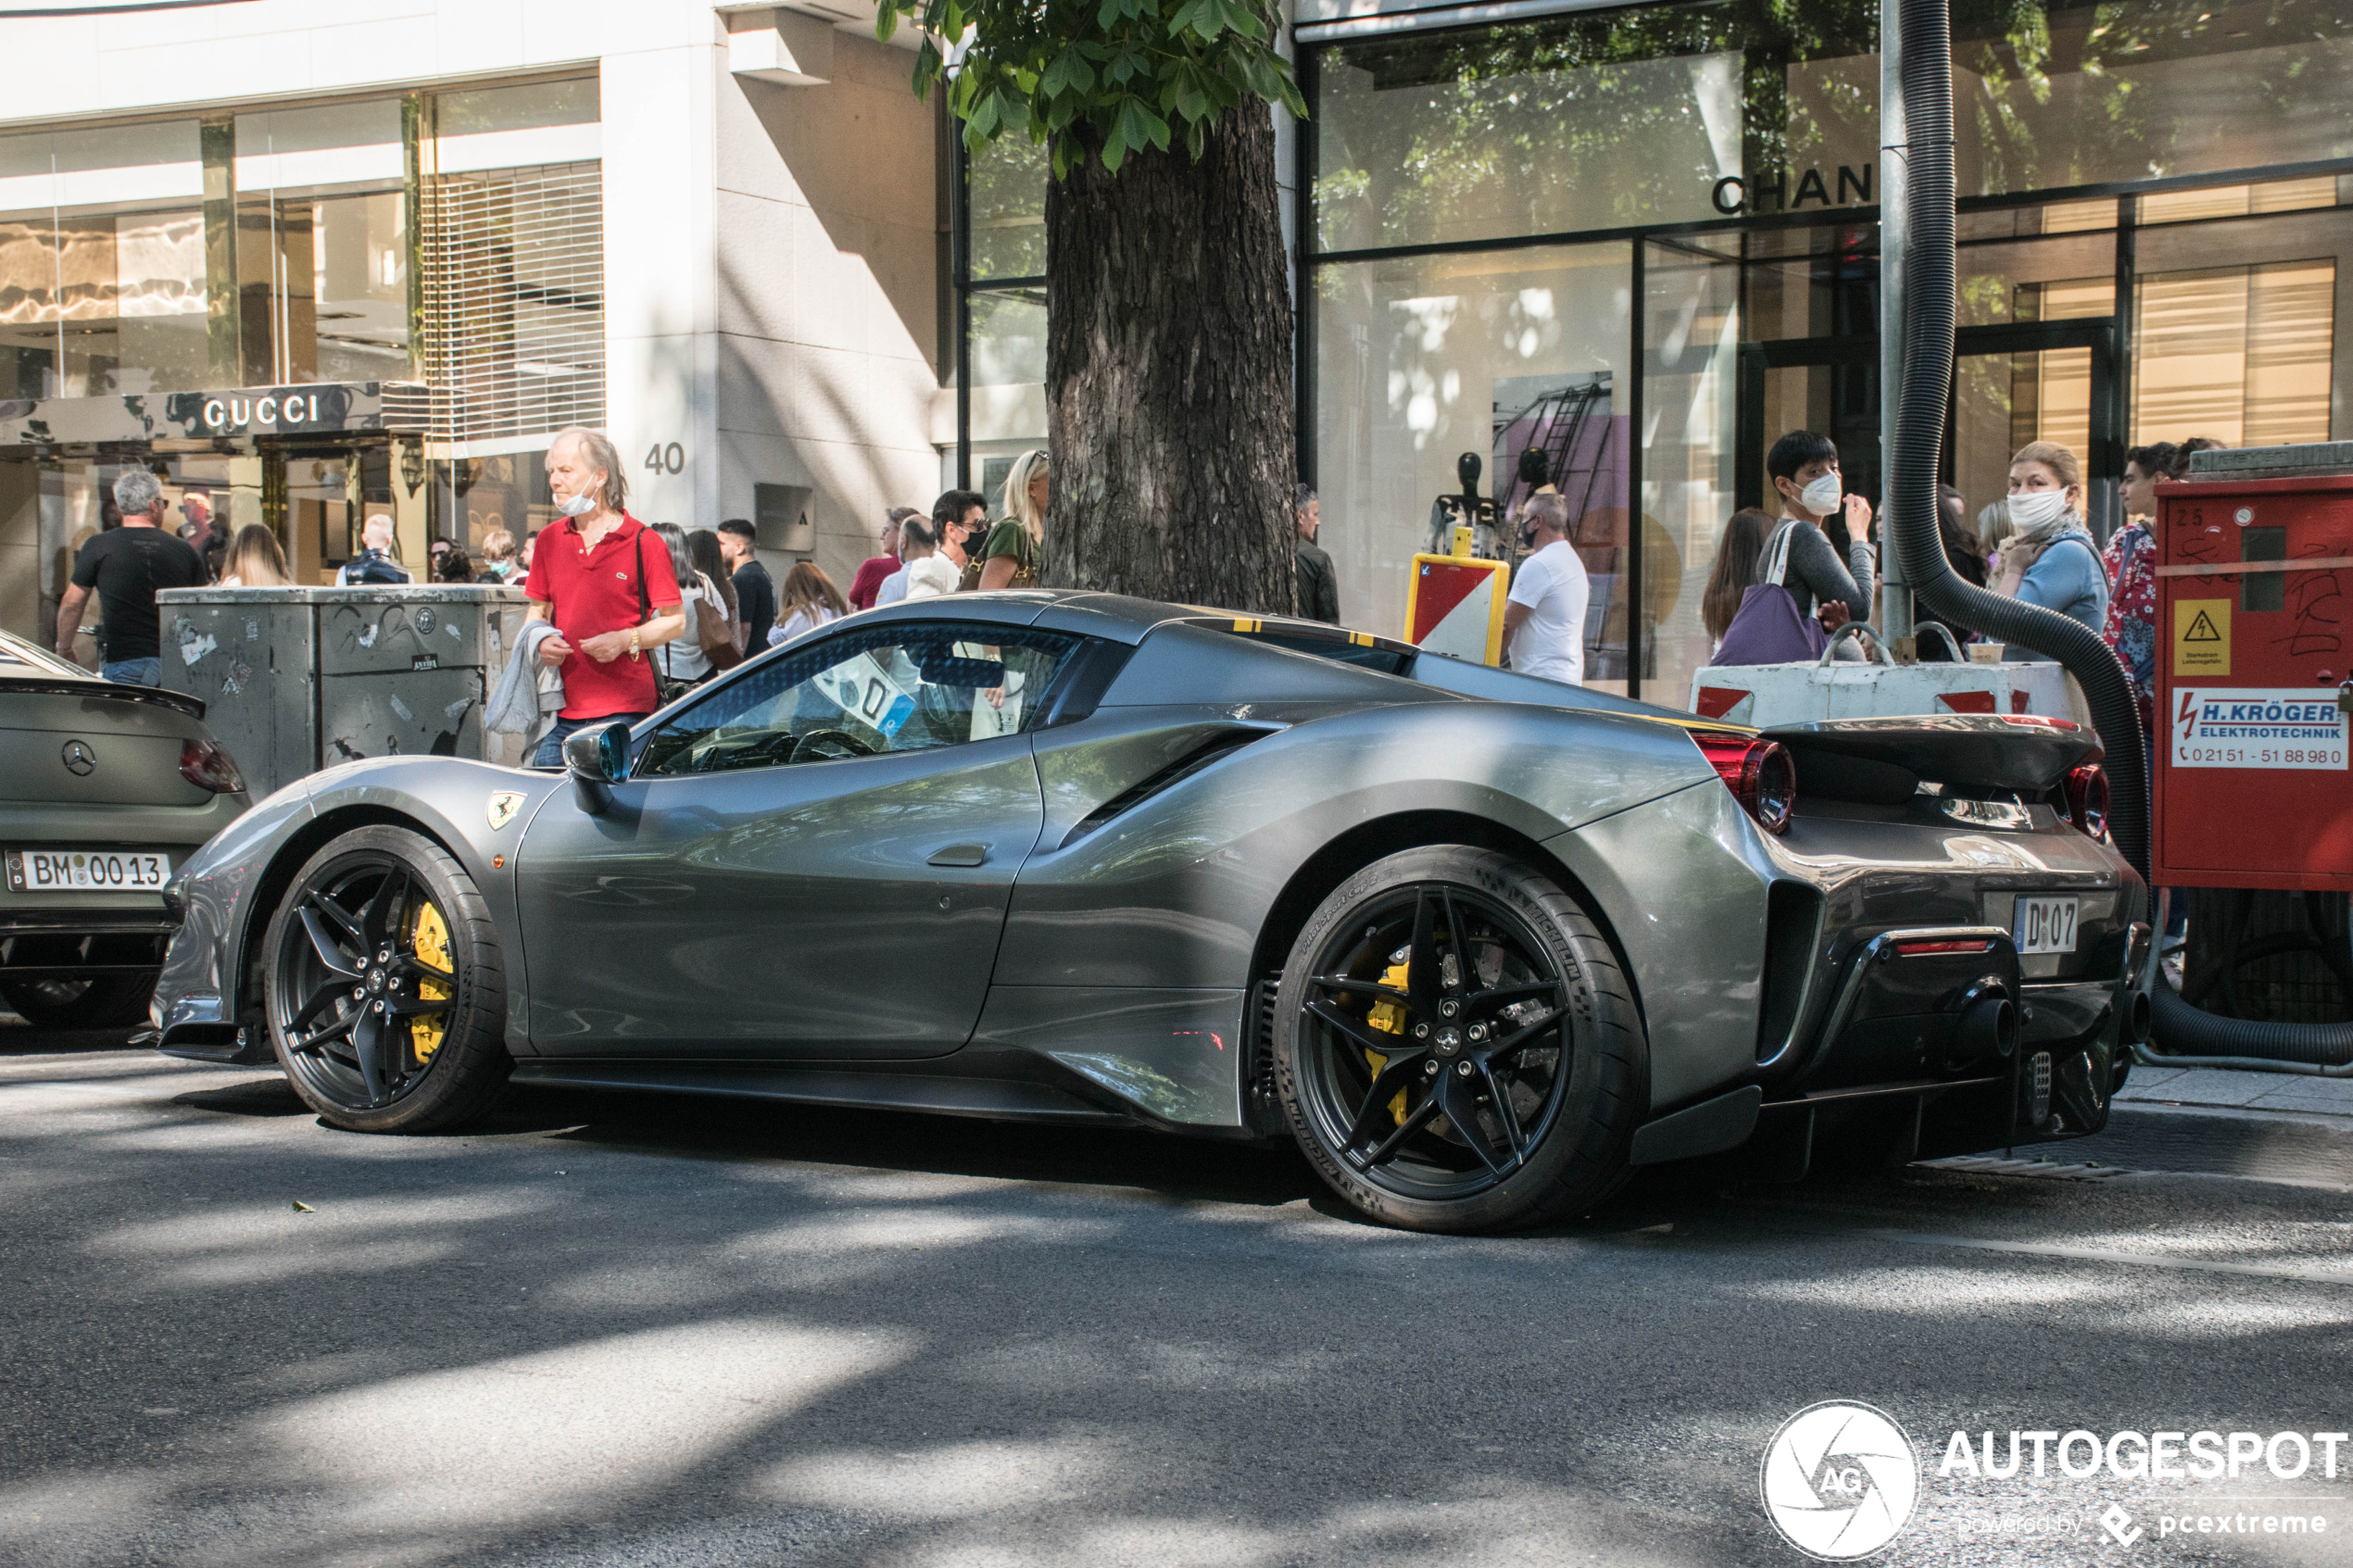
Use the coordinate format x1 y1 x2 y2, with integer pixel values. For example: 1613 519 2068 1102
273 445 359 584
1734 318 2121 532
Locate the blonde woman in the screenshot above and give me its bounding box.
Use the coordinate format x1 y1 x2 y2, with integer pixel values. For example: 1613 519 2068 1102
1991 440 2107 635
218 524 290 587
769 561 853 645
970 448 1047 592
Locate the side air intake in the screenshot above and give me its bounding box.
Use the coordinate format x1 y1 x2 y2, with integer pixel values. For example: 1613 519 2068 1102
1058 729 1269 849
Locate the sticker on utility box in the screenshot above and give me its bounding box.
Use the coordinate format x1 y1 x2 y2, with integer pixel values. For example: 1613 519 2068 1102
2173 598 2231 675
2171 687 2348 770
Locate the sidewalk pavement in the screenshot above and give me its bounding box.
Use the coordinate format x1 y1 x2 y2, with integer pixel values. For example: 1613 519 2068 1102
2118 1063 2353 1119
2053 1061 2353 1189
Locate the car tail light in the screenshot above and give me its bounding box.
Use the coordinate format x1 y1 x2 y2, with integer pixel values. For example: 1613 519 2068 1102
1893 937 1998 957
1692 733 1795 834
180 737 245 795
2062 762 2108 838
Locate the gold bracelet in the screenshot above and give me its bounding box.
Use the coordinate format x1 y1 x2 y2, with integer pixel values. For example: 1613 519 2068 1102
628 626 641 659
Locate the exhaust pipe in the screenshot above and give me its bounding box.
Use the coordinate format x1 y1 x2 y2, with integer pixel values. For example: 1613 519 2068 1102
1886 0 2353 1070
1953 991 2018 1070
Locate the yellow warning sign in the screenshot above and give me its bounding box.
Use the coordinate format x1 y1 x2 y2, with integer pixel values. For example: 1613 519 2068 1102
2174 598 2231 676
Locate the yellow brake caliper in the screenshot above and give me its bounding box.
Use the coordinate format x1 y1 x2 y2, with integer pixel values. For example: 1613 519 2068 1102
1362 960 1413 1124
409 901 453 1060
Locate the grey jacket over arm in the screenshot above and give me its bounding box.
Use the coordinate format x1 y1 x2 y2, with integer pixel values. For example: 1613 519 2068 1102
486 620 566 739
1781 522 1869 622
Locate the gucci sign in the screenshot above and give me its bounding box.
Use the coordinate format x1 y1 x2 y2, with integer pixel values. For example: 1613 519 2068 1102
200 391 331 433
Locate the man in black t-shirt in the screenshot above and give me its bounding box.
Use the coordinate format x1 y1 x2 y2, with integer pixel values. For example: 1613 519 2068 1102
717 518 776 650
57 470 208 686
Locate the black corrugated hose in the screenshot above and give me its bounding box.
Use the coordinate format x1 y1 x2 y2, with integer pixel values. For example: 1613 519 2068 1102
1890 0 2353 1067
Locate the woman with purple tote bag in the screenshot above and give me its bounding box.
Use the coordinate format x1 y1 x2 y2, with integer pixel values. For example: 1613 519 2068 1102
1710 520 1831 667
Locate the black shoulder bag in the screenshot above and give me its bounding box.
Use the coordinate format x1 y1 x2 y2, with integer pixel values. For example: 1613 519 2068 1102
635 533 696 708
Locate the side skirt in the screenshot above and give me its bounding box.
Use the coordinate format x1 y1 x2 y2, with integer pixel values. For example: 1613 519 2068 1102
508 1059 1139 1127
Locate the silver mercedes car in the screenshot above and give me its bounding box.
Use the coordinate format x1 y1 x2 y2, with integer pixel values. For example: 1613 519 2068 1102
0 629 248 1027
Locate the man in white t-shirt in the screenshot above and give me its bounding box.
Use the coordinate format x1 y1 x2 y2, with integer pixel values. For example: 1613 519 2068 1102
1503 493 1588 684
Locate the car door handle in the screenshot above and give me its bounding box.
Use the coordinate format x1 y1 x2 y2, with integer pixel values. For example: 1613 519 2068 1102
927 844 988 868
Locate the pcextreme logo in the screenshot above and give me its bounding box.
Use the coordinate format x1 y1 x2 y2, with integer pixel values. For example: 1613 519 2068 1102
1760 1401 1921 1560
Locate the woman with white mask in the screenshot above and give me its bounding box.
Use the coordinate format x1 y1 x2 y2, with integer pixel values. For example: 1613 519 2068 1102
1763 431 1875 632
1992 440 2108 644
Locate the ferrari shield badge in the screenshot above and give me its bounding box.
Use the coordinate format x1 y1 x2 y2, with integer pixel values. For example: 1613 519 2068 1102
486 791 525 831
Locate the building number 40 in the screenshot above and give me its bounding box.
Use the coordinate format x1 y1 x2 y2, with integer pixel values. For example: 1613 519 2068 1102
644 443 686 474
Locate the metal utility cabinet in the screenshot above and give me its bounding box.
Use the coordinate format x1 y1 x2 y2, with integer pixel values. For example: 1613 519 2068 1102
2155 445 2353 893
157 584 531 800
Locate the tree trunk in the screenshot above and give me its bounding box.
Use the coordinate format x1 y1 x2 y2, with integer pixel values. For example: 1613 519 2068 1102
1042 104 1297 613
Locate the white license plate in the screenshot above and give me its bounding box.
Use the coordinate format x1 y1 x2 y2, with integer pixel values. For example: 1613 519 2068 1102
2013 895 2080 955
6 848 171 893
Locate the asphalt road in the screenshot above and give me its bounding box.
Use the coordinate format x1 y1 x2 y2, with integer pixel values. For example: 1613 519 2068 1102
3 1025 2350 1568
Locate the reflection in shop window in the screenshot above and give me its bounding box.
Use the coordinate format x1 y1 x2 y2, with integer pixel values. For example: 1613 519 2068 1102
967 287 1046 456
1956 2 2353 196
2134 260 2336 447
311 192 408 383
235 100 407 387
1642 238 1738 709
967 136 1047 282
0 119 208 397
1316 243 1633 684
1314 6 1869 253
1315 0 2353 255
0 207 208 397
434 449 554 560
0 207 209 399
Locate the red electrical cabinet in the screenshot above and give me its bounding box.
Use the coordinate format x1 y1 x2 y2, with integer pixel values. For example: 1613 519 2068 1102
2154 470 2353 891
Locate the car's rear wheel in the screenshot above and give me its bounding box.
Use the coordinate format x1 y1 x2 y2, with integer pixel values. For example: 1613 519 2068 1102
1274 846 1645 1233
0 972 157 1029
262 825 510 1133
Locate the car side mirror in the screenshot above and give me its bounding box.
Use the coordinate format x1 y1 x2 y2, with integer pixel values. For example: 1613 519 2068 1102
562 720 631 812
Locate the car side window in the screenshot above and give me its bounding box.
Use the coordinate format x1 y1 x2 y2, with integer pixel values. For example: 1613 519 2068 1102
637 621 1082 777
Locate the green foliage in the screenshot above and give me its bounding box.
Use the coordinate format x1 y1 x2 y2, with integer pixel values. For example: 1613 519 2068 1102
876 0 1306 174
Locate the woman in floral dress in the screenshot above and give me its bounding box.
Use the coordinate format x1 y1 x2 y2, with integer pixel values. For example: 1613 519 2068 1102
2103 443 2174 738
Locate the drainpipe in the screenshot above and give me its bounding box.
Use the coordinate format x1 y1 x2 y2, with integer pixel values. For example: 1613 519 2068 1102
1877 0 1915 656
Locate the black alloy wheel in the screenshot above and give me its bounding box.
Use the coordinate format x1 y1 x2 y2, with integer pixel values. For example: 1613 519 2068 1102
263 825 510 1133
1275 846 1645 1233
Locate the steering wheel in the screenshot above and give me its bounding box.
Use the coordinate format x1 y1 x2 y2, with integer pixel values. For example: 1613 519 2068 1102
788 728 878 764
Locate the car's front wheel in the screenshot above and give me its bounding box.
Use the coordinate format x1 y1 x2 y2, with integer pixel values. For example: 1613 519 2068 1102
1274 846 1645 1233
262 825 510 1133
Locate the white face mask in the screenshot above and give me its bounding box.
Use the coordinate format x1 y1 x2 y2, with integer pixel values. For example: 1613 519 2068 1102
2007 487 2070 537
558 490 598 519
1797 473 1842 516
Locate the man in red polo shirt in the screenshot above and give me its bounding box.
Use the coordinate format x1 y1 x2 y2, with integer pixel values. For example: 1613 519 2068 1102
524 426 686 767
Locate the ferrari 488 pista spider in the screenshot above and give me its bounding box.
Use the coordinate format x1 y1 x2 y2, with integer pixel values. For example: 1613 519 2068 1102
155 592 2148 1231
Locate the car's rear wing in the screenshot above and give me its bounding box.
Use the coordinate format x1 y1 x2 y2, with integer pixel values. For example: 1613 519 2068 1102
0 674 208 720
1764 714 2102 800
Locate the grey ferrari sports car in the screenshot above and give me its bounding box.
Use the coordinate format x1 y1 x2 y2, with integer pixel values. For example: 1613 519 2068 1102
153 591 2148 1232
0 629 247 1027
